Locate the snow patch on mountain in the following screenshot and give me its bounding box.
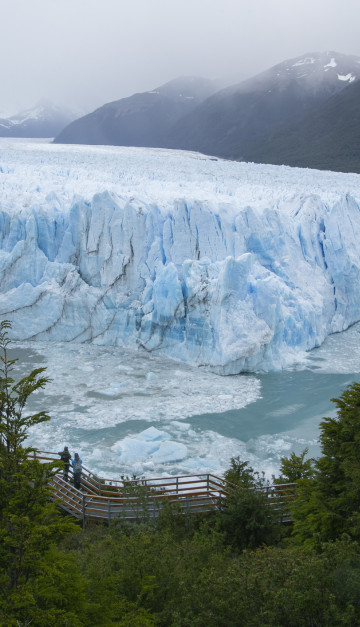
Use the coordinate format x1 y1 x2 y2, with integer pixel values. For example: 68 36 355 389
324 58 337 68
0 101 79 138
282 52 360 85
337 73 356 82
292 57 315 66
1 141 360 374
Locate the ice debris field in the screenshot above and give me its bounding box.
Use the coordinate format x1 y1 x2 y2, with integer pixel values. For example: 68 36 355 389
15 321 360 479
1 139 360 374
15 339 261 478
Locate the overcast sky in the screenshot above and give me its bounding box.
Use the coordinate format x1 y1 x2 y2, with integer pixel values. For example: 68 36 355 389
1 0 360 115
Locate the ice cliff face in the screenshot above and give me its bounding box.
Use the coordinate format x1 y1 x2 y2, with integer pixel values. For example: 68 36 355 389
1 141 360 373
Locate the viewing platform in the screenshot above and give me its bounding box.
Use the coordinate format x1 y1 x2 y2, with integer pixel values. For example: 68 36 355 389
33 451 297 525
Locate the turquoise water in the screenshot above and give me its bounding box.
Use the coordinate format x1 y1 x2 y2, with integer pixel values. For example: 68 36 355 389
9 321 360 480
191 370 356 441
189 370 359 475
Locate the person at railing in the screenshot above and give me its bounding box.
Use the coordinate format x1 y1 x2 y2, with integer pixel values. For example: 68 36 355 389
58 446 72 481
72 452 83 490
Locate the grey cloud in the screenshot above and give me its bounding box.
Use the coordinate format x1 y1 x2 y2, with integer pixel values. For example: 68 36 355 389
1 0 360 114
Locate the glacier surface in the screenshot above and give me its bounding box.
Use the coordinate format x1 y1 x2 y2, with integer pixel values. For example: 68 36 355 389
1 139 360 373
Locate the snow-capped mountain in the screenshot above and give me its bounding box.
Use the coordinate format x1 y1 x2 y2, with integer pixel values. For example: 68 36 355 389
1 142 360 374
54 77 218 146
163 51 360 159
0 100 79 138
53 52 360 173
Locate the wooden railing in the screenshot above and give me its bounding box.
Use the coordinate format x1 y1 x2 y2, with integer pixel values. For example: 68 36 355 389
30 450 297 525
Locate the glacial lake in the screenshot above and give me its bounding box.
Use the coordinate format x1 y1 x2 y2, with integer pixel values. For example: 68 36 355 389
10 320 360 481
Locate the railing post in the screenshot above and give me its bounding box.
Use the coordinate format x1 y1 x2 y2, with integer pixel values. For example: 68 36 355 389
186 495 190 531
82 495 86 529
107 499 111 527
176 477 179 494
98 478 102 495
207 474 210 492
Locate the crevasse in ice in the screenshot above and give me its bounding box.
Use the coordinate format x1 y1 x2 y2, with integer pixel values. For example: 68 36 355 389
1 141 360 374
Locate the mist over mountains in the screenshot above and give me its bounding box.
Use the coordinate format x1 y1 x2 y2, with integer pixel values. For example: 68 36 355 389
54 77 219 146
164 52 359 158
0 100 78 138
247 77 360 172
2 51 360 173
53 51 360 173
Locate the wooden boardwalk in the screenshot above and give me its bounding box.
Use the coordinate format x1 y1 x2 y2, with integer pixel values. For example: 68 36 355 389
33 451 297 525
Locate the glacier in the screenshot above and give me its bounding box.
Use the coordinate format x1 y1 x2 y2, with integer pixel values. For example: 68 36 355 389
1 139 360 374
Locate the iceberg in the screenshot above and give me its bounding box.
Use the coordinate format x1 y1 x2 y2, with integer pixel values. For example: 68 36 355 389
1 141 360 373
112 426 188 469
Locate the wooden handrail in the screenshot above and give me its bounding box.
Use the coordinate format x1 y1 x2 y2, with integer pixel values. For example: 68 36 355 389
30 450 297 524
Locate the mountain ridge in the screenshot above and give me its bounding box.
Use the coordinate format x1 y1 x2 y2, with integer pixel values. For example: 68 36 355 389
0 100 79 138
162 51 360 158
52 51 360 173
54 76 218 146
247 78 360 172
54 51 360 169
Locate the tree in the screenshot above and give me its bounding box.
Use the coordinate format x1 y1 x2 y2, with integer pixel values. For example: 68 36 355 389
224 456 264 489
219 456 281 551
0 321 87 626
293 382 360 547
275 448 315 483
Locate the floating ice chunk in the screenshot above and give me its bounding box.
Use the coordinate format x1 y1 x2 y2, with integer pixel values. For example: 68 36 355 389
136 426 168 441
146 371 158 382
97 381 131 397
151 440 188 464
117 365 134 372
181 457 223 474
112 437 159 463
170 421 191 431
151 441 188 463
112 426 185 466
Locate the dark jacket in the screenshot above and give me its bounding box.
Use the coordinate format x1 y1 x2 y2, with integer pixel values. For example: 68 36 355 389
59 450 71 464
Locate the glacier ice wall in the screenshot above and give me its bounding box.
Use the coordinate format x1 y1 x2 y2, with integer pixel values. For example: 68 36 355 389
1 190 360 373
1 142 360 373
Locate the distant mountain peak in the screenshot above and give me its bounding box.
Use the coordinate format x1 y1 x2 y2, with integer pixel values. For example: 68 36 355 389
54 76 219 146
141 76 218 101
260 51 360 85
292 55 316 67
159 50 360 162
0 101 79 138
53 50 360 174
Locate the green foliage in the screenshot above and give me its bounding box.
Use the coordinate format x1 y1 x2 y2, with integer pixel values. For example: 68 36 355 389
292 382 360 546
224 455 266 489
59 522 360 626
0 321 89 626
219 456 281 551
155 499 196 540
275 448 315 483
218 485 282 551
2 319 360 624
0 546 89 626
61 522 226 626
0 320 50 478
